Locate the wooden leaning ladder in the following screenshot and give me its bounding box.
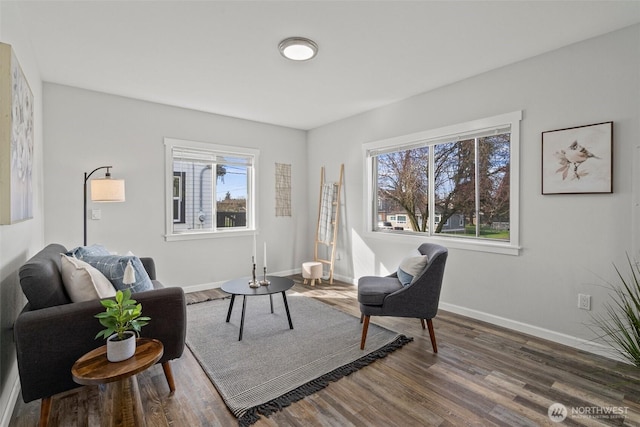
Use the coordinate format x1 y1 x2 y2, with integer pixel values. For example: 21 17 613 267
314 164 344 284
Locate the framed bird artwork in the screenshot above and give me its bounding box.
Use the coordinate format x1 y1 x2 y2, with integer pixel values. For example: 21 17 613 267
542 121 613 194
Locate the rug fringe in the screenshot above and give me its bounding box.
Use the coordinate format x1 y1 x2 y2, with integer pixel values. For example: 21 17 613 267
237 334 413 427
186 295 230 305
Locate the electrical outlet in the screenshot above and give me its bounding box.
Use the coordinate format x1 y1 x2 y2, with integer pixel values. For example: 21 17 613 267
578 293 591 310
91 209 101 220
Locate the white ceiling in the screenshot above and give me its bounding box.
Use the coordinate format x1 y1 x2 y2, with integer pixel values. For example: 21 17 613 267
10 1 640 130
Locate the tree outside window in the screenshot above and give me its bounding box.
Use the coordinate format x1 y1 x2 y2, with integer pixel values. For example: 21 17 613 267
370 117 516 243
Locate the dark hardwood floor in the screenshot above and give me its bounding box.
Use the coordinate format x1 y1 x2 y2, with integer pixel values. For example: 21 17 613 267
9 276 640 426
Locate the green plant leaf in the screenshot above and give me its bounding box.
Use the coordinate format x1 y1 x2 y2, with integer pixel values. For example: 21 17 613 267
95 289 150 341
591 254 640 368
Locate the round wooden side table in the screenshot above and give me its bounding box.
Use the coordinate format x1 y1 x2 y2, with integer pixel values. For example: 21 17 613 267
72 338 164 427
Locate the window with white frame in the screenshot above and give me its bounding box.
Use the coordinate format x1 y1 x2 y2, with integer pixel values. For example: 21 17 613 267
164 138 258 241
364 111 521 254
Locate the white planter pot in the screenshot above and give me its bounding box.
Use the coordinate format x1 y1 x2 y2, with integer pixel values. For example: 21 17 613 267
106 332 136 362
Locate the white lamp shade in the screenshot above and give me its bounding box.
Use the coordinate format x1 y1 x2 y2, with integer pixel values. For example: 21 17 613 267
90 178 125 202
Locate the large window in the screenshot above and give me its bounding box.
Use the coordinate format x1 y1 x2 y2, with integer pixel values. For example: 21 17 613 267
364 111 521 254
164 138 258 241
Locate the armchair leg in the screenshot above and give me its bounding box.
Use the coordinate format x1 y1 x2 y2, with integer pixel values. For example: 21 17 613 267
360 315 370 350
360 313 364 324
426 319 438 353
162 361 176 395
39 396 52 427
420 318 426 329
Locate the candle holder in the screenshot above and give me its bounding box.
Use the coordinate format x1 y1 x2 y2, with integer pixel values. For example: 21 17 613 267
248 262 260 288
260 267 270 286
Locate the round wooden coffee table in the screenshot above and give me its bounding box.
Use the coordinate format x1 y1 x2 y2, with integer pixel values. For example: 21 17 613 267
221 275 294 341
72 338 163 427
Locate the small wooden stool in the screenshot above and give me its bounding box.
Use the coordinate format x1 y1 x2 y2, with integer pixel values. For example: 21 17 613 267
302 262 323 286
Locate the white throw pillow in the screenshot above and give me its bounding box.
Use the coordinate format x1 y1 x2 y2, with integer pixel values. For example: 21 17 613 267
397 254 429 286
60 254 116 302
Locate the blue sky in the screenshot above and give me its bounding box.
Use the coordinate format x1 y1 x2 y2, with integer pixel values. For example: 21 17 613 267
216 165 247 200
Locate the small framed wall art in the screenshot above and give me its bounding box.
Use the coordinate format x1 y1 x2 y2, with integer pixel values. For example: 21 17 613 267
0 42 34 224
541 121 613 195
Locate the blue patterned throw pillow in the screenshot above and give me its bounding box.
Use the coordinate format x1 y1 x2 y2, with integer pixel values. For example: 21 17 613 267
81 255 154 293
66 244 111 259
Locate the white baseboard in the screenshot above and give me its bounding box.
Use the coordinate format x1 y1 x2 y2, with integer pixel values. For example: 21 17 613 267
182 281 223 293
332 273 357 285
439 302 623 363
1 365 21 427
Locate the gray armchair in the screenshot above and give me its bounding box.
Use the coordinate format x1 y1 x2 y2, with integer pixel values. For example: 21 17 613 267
357 243 448 352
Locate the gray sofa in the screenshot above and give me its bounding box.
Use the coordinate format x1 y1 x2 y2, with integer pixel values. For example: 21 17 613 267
14 243 186 427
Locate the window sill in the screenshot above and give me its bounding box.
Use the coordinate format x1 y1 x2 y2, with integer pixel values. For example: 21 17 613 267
165 229 255 242
364 230 521 256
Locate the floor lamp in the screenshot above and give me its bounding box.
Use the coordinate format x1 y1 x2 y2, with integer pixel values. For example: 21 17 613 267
84 166 125 246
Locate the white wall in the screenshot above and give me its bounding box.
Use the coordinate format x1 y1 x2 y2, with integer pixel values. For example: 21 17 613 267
0 1 44 425
307 25 640 355
43 84 308 288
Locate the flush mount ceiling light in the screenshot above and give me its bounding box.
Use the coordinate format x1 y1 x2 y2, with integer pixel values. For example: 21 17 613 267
278 37 318 61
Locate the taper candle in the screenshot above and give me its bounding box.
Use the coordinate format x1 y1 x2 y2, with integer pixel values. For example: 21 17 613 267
253 234 257 262
264 242 267 268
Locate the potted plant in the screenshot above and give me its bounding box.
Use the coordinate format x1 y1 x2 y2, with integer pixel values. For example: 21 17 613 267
591 255 640 368
95 289 150 362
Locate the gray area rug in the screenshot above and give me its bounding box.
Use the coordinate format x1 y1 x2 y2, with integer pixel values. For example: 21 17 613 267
186 291 412 426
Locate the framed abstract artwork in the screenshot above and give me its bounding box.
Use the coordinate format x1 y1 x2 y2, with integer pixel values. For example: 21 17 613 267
0 42 34 224
542 121 613 195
